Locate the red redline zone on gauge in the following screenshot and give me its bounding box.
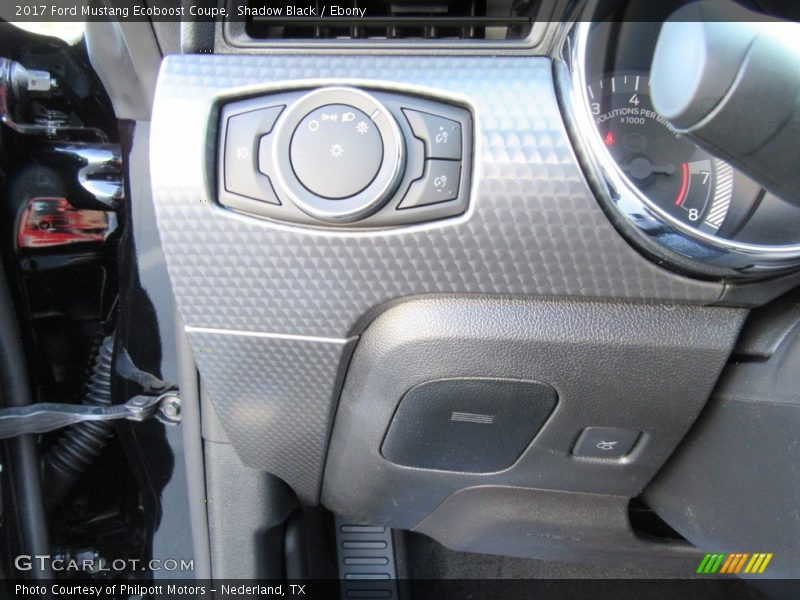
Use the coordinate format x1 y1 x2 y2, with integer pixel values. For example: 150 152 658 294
674 162 689 206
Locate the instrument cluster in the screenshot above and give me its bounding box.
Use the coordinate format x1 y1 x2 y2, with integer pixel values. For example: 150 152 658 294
564 5 800 277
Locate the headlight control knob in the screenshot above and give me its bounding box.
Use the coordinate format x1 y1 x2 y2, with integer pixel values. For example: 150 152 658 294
291 104 383 199
263 87 405 223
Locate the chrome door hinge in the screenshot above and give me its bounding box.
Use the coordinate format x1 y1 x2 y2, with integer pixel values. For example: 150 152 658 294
0 392 181 440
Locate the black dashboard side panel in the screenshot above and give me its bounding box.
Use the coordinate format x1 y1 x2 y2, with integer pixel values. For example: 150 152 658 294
414 486 704 572
186 331 358 504
322 296 746 529
643 322 800 579
204 440 297 578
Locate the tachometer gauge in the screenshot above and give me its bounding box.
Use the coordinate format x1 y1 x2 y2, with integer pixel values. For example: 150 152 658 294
570 20 800 275
587 72 732 234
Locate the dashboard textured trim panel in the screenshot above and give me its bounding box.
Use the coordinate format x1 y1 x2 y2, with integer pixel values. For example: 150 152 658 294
187 330 356 503
150 55 723 339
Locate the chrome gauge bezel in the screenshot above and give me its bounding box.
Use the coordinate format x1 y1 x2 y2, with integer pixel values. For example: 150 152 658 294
566 19 800 276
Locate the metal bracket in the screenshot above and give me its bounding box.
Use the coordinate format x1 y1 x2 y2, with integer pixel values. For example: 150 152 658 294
0 393 179 440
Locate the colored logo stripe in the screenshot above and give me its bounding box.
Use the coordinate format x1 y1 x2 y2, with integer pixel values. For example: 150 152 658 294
720 553 748 573
745 553 773 574
697 553 773 574
697 554 725 574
